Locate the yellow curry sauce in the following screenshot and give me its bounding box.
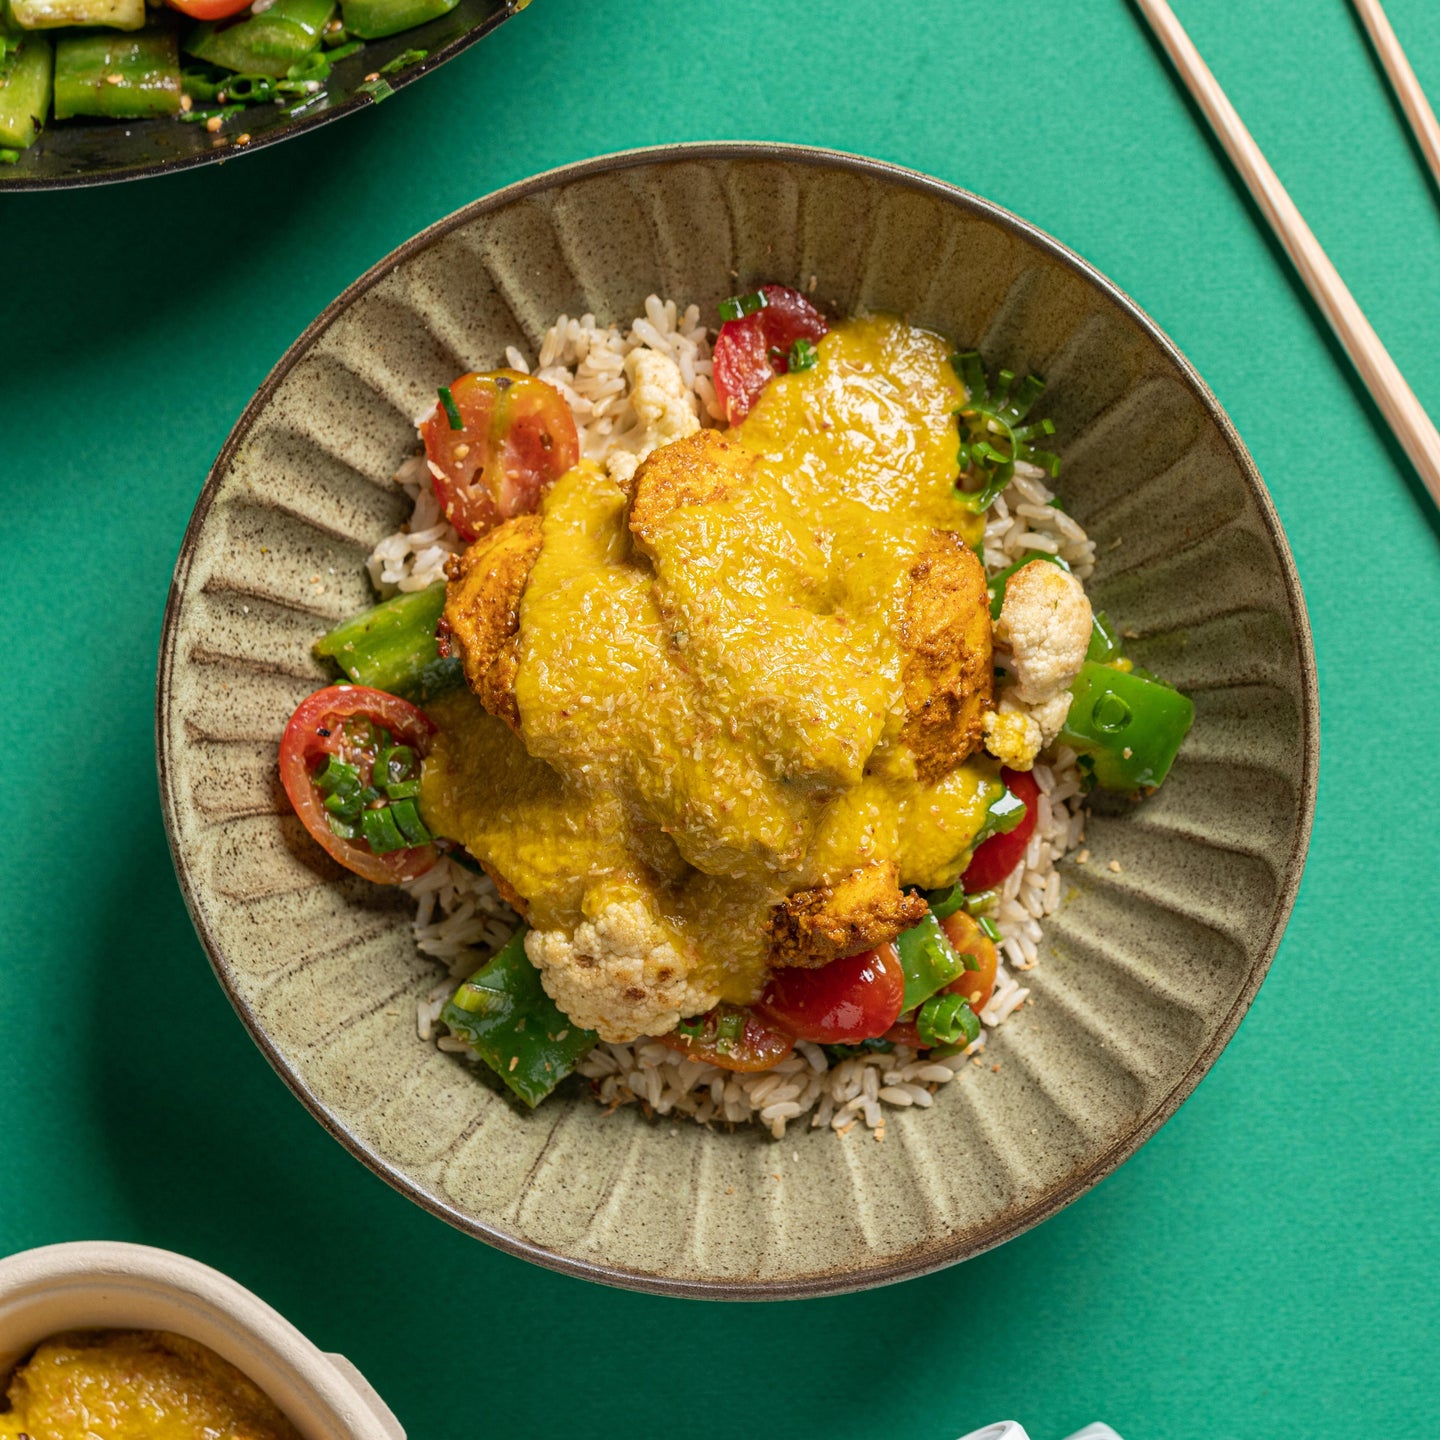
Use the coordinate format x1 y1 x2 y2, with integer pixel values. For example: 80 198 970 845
0 1330 301 1440
421 314 1003 1004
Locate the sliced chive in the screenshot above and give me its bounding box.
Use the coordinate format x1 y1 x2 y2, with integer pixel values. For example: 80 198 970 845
438 385 463 430
977 915 1002 944
388 797 431 846
327 813 361 840
362 805 408 853
314 755 361 796
379 47 427 74
718 289 768 322
787 337 818 372
384 779 420 801
324 790 364 821
916 993 980 1049
375 743 415 785
963 888 998 916
0 149 21 165
356 76 395 103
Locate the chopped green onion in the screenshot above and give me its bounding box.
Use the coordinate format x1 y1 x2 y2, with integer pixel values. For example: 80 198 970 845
356 75 394 102
718 289 768 322
977 915 1002 944
438 385 463 430
323 789 364 821
951 352 1059 511
787 337 818 372
374 743 415 785
378 46 426 73
384 779 420 801
916 993 981 1049
285 48 331 82
387 797 432 846
324 37 363 60
326 813 361 840
362 804 408 853
921 882 966 920
0 149 21 165
715 1008 745 1051
314 754 360 795
823 1038 895 1061
964 889 998 916
180 103 245 124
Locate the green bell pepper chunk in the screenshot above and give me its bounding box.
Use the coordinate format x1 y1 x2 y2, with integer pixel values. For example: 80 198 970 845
1060 660 1194 791
1086 609 1123 664
0 27 50 148
314 582 463 704
341 0 456 40
10 0 142 29
53 26 180 118
896 913 967 1012
186 0 334 79
441 927 599 1108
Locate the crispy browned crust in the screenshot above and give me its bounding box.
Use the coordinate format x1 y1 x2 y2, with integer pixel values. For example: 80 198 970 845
900 530 994 782
442 514 544 732
479 858 528 916
767 860 928 968
627 429 754 557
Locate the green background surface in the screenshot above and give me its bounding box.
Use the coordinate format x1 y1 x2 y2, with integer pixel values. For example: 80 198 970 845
3 1 1439 1436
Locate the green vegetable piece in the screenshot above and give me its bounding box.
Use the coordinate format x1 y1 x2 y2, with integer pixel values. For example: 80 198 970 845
896 912 965 1012
823 1037 894 1061
378 44 425 73
951 352 1060 511
787 337 818 372
322 36 361 60
387 796 431 846
1087 609 1124 664
373 743 414 785
313 582 463 704
10 0 142 30
340 0 453 39
963 888 998 916
354 73 392 100
314 754 360 795
920 882 966 920
384 779 420 801
977 915 1002 944
326 812 360 840
1060 660 1194 791
361 803 407 853
437 385 462 430
441 928 599 1107
53 26 179 119
0 28 50 149
186 0 334 79
323 789 363 821
987 551 1069 619
916 992 980 1049
974 780 1028 848
718 289 768 322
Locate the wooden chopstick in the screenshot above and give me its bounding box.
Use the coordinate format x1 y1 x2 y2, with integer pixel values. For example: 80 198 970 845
1133 0 1440 509
1352 0 1440 198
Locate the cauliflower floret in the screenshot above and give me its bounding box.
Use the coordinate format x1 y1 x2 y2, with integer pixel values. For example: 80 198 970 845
982 704 1043 770
525 897 718 1044
994 561 1092 703
605 351 701 488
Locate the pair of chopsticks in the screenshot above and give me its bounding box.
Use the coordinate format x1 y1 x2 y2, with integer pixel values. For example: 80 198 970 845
1134 0 1440 510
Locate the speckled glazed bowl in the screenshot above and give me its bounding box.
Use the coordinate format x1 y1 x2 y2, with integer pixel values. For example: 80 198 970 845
157 143 1317 1298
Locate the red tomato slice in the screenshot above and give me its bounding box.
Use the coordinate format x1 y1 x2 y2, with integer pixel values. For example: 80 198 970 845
756 942 904 1045
656 1004 795 1073
712 284 829 426
961 768 1041 892
279 684 439 885
165 0 251 16
421 370 580 542
939 911 999 1016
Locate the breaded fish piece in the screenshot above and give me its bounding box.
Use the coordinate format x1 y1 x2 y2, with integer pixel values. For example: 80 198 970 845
627 428 755 556
441 513 543 731
900 530 994 782
767 860 927 968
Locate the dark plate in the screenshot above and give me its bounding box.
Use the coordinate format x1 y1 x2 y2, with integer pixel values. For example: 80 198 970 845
0 0 520 190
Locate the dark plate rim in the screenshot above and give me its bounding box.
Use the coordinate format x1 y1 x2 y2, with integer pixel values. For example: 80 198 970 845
156 140 1320 1300
0 0 519 192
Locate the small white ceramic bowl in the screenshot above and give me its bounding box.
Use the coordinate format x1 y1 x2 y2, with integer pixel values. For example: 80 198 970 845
0 1242 403 1439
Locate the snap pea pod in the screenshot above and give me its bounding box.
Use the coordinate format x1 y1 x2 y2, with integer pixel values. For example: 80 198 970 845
53 26 180 119
341 0 455 40
0 28 51 148
1060 660 1194 791
314 582 463 705
441 927 598 1108
186 0 333 79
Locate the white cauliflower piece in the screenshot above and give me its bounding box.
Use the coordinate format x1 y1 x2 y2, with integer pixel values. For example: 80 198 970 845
525 898 718 1044
982 705 1043 771
604 351 700 487
995 561 1093 703
1030 691 1074 746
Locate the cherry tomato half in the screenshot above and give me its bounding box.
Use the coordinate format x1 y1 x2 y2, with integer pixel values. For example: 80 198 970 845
939 911 999 1016
279 684 439 885
961 767 1041 892
421 370 580 542
756 942 904 1045
657 1004 795 1073
712 284 829 427
164 0 252 17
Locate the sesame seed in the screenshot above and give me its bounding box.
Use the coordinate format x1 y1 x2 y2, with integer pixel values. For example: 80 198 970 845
205 116 223 133
1108 859 1123 873
508 1056 518 1071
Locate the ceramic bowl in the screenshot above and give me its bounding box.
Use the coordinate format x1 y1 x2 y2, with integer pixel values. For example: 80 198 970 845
0 0 521 191
156 143 1318 1298
0 1242 403 1437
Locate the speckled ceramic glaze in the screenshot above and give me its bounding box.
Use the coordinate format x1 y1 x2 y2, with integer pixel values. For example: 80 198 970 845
156 144 1317 1298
